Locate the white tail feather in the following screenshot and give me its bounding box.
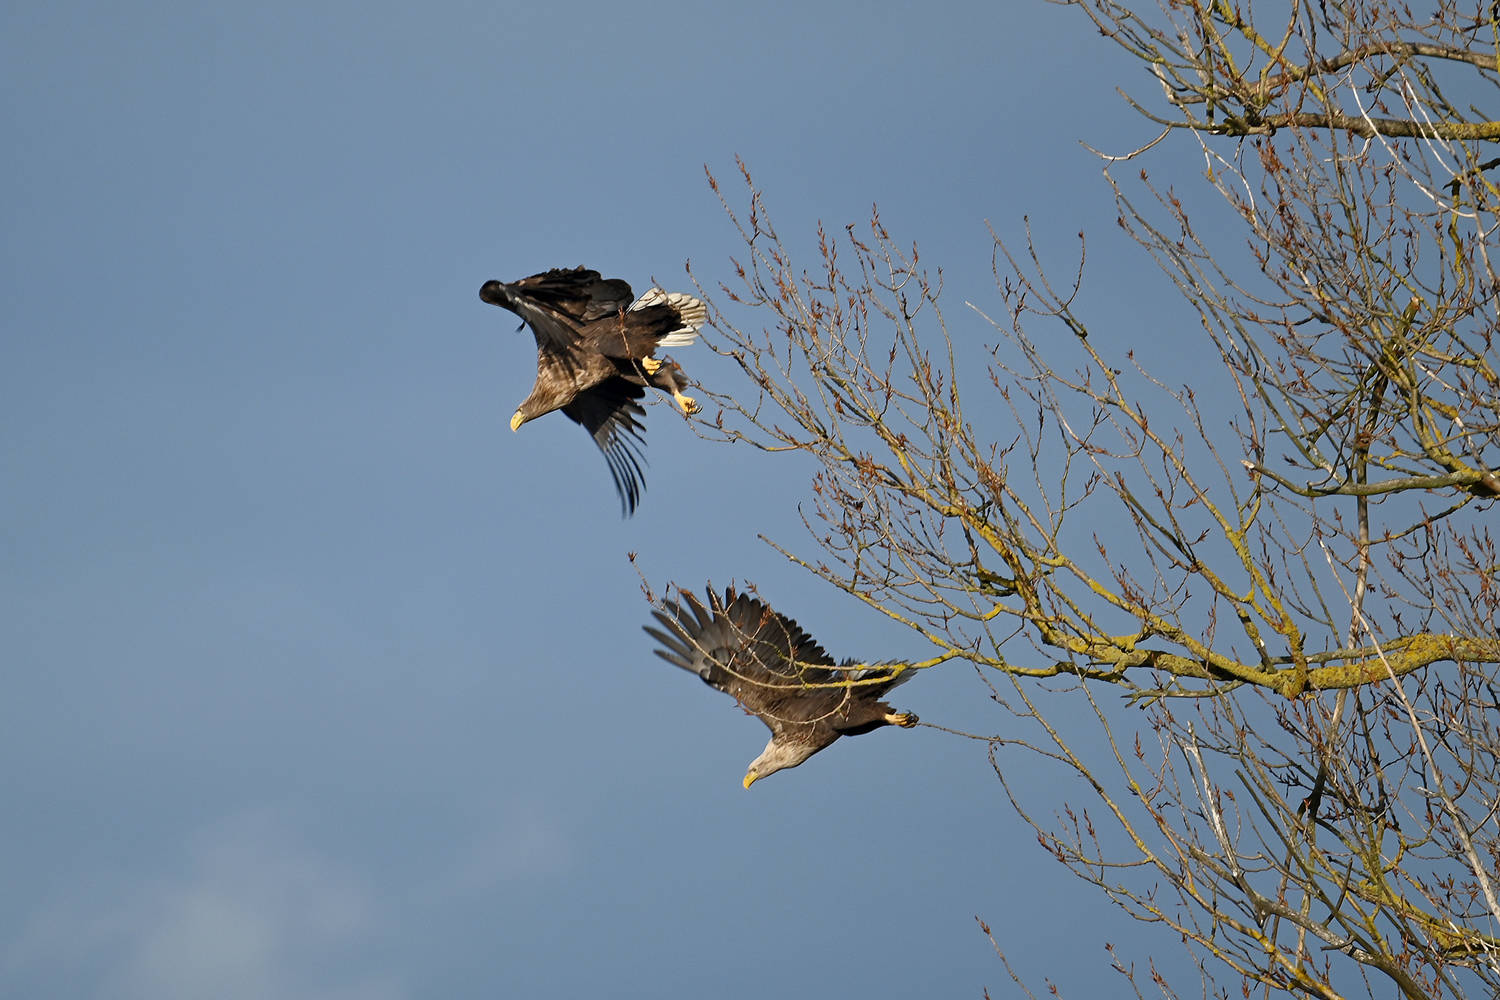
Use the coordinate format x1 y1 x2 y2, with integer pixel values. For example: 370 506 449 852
631 288 706 347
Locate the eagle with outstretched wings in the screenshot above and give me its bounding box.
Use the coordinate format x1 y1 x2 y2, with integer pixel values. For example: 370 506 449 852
645 585 919 787
480 267 706 515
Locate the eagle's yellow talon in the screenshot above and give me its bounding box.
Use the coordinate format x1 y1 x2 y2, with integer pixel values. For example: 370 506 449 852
886 712 918 728
641 357 663 374
674 392 699 415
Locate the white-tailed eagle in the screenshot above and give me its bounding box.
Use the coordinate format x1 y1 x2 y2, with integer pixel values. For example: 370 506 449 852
645 585 918 787
479 267 706 515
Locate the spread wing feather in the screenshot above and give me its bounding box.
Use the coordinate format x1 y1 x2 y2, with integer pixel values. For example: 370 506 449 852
499 268 635 351
560 378 648 515
646 586 909 730
507 297 583 352
510 267 634 320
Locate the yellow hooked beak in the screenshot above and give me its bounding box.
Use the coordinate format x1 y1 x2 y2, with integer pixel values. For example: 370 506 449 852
509 411 524 432
742 770 760 789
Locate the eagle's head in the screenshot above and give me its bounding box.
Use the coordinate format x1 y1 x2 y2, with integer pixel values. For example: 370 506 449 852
742 738 820 788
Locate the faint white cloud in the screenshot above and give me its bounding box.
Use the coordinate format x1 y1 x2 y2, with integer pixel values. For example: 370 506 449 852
7 810 403 1000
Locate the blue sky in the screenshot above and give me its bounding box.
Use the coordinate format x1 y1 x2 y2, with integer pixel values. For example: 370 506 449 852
2 3 1210 997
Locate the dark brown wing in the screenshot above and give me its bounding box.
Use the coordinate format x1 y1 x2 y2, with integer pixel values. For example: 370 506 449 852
507 267 634 320
644 586 841 719
646 585 912 734
560 376 648 515
481 267 635 353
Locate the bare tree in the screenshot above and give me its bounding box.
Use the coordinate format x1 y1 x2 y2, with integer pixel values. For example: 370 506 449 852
675 1 1500 996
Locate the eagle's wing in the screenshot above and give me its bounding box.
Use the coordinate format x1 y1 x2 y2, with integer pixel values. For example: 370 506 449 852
560 376 648 515
577 275 636 320
509 297 583 352
503 268 636 352
646 587 843 722
509 268 634 318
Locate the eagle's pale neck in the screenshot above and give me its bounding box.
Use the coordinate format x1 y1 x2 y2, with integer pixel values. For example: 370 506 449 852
744 738 819 786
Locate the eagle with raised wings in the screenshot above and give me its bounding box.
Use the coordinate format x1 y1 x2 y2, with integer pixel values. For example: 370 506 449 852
645 585 919 787
479 267 706 515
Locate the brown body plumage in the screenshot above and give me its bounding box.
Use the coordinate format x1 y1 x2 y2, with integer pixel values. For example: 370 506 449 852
645 585 919 786
479 267 705 514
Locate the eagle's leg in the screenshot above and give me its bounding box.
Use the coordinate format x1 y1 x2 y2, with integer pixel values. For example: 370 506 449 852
884 712 919 728
646 357 700 415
